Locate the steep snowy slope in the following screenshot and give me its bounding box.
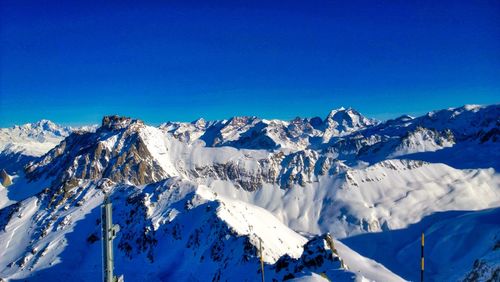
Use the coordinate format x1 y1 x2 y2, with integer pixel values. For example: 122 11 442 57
0 172 53 209
343 207 500 281
202 159 499 238
0 177 402 281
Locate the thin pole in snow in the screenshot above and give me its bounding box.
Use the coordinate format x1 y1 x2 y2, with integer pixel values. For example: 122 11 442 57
259 237 265 282
421 232 424 282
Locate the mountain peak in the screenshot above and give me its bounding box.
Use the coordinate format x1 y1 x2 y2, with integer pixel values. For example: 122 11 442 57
15 119 65 133
326 107 347 118
326 107 362 120
323 107 375 137
191 117 207 128
226 116 258 126
26 115 175 186
101 115 143 131
33 119 57 129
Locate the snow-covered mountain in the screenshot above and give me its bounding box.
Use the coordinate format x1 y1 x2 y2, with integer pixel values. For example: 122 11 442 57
0 105 499 281
0 120 71 157
0 120 96 174
161 107 375 151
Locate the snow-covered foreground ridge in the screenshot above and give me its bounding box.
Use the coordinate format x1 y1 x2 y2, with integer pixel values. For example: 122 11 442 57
0 104 499 281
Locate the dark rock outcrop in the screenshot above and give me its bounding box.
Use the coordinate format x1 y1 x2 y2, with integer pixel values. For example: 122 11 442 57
26 116 168 187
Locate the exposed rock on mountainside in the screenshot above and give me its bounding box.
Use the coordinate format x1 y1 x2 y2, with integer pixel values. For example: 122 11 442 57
0 170 11 187
272 234 345 280
322 107 377 142
463 258 500 282
25 116 172 186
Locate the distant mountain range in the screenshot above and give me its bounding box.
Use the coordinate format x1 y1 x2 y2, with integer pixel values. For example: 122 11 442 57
0 104 498 281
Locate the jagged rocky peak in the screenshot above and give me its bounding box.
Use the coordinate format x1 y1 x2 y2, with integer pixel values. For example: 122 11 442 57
26 115 172 186
14 119 56 131
32 119 59 131
191 117 206 128
101 115 144 131
225 116 258 127
325 107 374 128
321 107 377 142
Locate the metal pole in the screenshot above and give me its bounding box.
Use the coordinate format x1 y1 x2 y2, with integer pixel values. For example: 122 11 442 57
421 232 424 282
102 196 121 282
259 237 265 282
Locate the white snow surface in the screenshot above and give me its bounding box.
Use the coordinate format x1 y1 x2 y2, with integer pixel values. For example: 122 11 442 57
203 160 499 238
0 120 70 157
139 125 180 177
0 120 97 157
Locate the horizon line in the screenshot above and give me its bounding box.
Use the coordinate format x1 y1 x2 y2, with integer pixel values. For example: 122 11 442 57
2 103 496 128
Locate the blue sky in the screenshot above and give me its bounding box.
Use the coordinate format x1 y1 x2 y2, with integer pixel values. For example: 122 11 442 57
1 0 499 126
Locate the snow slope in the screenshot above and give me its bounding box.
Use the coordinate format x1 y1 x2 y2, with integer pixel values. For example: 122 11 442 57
343 207 500 281
202 159 499 238
0 178 402 281
0 120 72 157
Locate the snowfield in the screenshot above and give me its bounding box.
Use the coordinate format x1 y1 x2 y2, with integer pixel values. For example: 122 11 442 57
0 105 499 281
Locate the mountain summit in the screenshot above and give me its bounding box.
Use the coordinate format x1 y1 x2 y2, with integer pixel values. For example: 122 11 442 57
26 115 177 186
322 107 377 141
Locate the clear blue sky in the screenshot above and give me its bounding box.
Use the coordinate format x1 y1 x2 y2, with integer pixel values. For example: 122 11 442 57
1 0 499 126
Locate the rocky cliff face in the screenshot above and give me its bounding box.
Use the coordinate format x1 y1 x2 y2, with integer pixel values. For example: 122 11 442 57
25 116 171 187
187 149 347 191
